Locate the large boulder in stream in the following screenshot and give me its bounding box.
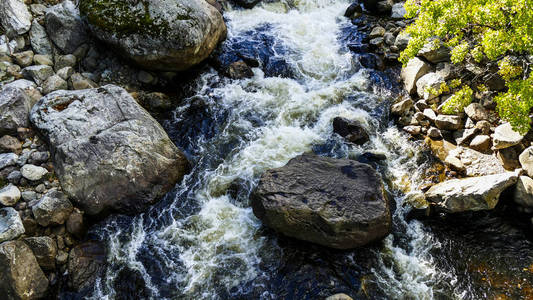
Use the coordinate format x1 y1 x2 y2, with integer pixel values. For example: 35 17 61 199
30 85 190 217
251 153 391 249
79 0 227 71
425 172 519 213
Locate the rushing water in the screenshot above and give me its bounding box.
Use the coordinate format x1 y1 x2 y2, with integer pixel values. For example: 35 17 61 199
73 1 533 299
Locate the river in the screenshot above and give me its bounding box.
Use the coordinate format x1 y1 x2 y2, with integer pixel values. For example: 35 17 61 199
75 1 533 299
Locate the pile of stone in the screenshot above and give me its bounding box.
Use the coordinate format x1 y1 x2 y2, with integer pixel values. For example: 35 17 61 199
368 1 533 226
0 0 217 297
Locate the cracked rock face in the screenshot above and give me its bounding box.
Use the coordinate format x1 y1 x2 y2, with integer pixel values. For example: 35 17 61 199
30 85 190 217
251 153 391 249
79 0 227 71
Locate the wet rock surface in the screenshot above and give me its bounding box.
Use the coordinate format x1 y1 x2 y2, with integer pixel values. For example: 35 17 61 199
251 153 391 249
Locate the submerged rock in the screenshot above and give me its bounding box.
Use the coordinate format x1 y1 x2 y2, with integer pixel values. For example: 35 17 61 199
251 153 391 249
425 172 518 213
80 0 227 71
0 241 49 300
30 85 190 216
332 117 370 145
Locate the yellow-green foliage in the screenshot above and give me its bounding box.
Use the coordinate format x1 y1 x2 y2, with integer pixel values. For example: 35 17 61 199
400 0 533 133
441 86 473 114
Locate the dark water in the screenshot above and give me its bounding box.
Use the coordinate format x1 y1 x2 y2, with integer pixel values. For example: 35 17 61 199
59 1 533 299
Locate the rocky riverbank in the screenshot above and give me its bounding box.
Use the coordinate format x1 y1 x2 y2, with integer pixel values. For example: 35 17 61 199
0 0 222 297
347 0 533 225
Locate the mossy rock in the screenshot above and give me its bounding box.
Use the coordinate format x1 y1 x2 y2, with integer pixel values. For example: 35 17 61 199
79 0 226 71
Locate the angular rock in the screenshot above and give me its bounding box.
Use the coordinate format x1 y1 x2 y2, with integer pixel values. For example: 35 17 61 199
45 1 88 54
455 128 479 146
3 79 41 103
29 20 53 55
391 3 406 19
21 65 54 85
0 207 24 242
425 172 518 213
403 125 421 136
0 241 48 300
391 98 413 116
514 176 533 208
416 72 445 100
68 73 97 90
0 85 34 134
0 0 32 37
401 57 431 95
418 43 451 63
0 135 21 154
464 103 488 121
427 127 442 139
30 85 190 216
80 0 227 71
32 190 73 226
251 153 391 249
333 117 370 145
12 50 34 67
21 164 48 181
0 153 18 170
493 123 524 150
497 146 521 171
369 26 385 38
66 208 85 238
435 114 462 131
24 236 57 271
469 135 491 152
54 54 76 71
394 32 410 51
519 146 533 177
0 184 21 206
42 74 68 95
68 241 106 291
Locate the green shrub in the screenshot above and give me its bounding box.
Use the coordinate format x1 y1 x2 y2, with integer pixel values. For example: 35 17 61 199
400 0 533 133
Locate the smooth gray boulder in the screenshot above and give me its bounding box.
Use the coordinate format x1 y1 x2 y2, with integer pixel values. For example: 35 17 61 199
45 0 88 54
425 172 518 213
0 207 24 243
0 85 34 134
32 190 73 226
251 153 391 249
21 164 48 181
79 0 227 71
0 241 49 300
30 85 190 216
0 0 32 37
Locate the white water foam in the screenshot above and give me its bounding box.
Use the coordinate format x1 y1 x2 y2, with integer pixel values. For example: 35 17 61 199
91 1 461 299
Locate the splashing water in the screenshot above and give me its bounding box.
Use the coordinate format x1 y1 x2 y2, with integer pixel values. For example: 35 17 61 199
83 1 479 299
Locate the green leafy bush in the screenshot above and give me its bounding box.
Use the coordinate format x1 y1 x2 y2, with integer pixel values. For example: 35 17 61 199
400 0 533 133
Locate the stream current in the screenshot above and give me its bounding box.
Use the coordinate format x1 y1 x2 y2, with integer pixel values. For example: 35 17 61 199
71 1 533 299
